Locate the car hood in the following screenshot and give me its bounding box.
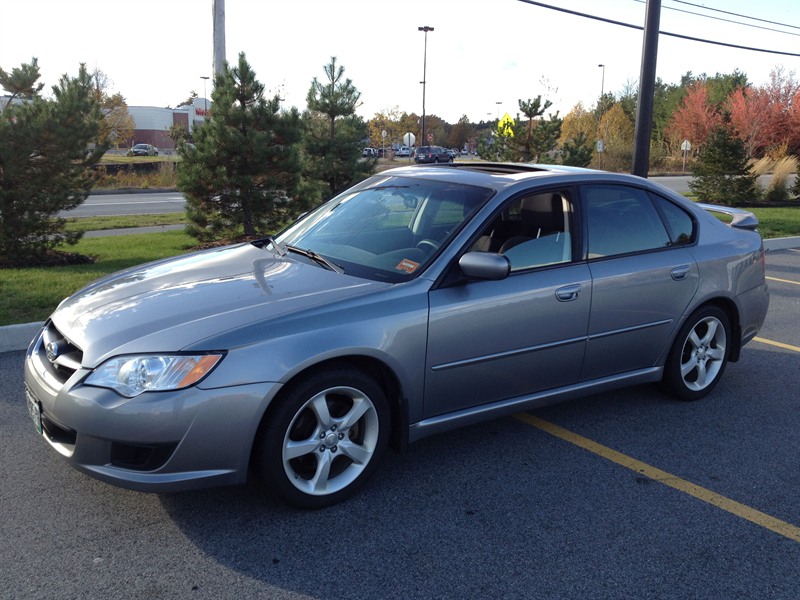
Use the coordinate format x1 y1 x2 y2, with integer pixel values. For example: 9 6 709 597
52 243 387 366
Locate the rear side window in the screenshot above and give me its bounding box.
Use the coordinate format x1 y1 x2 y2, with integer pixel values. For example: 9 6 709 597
651 193 696 245
583 185 671 258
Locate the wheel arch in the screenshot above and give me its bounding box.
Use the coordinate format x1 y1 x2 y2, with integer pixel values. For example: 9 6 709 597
691 297 742 362
251 355 408 468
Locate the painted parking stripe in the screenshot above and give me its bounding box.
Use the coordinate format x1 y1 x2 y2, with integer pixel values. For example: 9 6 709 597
766 276 800 285
754 337 800 353
514 413 800 543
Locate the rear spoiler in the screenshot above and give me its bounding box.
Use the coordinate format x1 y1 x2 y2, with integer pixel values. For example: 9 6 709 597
696 203 759 231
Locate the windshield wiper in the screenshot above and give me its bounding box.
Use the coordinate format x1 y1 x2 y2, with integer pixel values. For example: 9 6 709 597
265 236 287 257
285 245 345 274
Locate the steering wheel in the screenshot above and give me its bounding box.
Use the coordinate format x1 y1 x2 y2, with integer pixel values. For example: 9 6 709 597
416 239 440 253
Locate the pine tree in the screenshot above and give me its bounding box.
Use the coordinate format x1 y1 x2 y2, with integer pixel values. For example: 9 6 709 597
304 57 372 200
476 96 562 163
178 53 307 242
561 132 594 167
689 125 758 206
0 61 105 266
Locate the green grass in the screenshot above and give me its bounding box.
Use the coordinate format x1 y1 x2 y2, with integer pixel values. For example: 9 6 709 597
1 205 798 327
64 213 187 232
747 206 800 239
0 230 194 326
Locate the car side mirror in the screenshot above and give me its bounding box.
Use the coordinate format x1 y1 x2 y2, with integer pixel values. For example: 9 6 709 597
459 252 510 280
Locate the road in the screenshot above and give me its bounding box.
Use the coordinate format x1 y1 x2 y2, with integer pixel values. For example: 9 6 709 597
66 175 793 219
1 249 799 599
64 176 702 219
63 190 186 217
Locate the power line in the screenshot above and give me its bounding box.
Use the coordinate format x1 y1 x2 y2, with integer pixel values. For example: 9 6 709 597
670 0 800 31
645 0 800 37
516 0 800 57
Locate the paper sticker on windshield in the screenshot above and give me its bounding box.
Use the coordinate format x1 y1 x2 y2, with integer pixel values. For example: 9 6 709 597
396 259 420 274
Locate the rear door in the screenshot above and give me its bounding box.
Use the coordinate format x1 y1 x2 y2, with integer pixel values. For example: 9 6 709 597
579 184 699 380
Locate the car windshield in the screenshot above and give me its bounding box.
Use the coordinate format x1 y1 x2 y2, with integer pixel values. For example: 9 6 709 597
276 175 494 282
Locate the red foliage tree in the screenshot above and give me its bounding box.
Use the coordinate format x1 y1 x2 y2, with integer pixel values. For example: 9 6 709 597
728 67 800 157
665 82 722 154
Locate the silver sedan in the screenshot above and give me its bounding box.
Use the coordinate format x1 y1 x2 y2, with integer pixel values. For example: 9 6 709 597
24 164 769 508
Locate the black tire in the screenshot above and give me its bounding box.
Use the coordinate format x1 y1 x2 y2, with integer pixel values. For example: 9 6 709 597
256 367 389 509
663 306 731 401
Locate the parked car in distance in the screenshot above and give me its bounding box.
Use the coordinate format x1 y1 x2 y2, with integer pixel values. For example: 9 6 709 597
395 146 412 157
362 147 378 158
127 143 158 157
24 163 769 509
414 145 453 163
448 148 459 159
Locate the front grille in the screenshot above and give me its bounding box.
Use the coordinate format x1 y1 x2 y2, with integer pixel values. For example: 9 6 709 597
37 321 83 385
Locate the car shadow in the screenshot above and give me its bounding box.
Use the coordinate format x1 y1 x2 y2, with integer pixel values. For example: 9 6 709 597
157 384 674 598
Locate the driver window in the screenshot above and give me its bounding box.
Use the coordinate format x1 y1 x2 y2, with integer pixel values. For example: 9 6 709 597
473 190 573 271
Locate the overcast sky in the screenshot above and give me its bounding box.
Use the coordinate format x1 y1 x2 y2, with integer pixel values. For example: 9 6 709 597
1 0 798 123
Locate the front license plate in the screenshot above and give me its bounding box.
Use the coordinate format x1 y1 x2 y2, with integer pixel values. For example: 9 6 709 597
26 388 43 435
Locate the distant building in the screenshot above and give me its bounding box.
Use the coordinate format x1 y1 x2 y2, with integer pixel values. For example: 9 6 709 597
125 97 211 153
3 94 212 155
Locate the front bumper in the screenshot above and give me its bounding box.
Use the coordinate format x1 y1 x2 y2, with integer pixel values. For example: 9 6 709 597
24 326 280 493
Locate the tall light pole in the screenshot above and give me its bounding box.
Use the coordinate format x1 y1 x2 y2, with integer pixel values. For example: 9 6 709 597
200 76 210 116
418 26 434 146
598 64 605 105
496 101 502 120
597 64 606 167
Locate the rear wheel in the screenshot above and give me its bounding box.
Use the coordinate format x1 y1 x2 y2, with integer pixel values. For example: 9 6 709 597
256 367 389 508
663 306 731 401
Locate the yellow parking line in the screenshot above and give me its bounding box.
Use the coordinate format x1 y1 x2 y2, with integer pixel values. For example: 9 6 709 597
766 276 800 285
514 413 800 543
754 337 800 353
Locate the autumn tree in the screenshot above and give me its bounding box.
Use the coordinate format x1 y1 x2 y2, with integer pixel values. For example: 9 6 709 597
178 53 307 242
368 107 403 149
598 103 635 170
304 56 372 199
0 60 106 266
665 82 722 155
447 115 473 150
559 102 597 160
728 67 800 157
89 69 135 149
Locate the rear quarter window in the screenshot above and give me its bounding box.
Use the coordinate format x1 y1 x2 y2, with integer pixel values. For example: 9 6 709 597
650 193 696 245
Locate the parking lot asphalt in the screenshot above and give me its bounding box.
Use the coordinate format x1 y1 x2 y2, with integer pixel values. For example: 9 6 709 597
0 248 798 599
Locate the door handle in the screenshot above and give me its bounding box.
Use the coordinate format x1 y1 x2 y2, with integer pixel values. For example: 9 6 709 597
671 265 691 281
556 284 582 302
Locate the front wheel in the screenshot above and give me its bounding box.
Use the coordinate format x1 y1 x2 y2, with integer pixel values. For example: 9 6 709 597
663 306 731 401
256 367 389 508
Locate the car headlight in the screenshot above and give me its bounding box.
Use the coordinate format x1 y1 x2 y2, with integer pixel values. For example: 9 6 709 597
85 354 224 398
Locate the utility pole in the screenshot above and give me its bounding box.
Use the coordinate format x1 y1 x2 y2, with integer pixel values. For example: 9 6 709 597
213 0 226 77
632 0 661 178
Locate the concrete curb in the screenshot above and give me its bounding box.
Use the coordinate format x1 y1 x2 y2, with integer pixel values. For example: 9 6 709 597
2 237 798 354
764 236 800 252
0 322 41 354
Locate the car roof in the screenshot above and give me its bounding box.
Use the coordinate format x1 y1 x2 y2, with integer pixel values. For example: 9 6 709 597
376 162 690 202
